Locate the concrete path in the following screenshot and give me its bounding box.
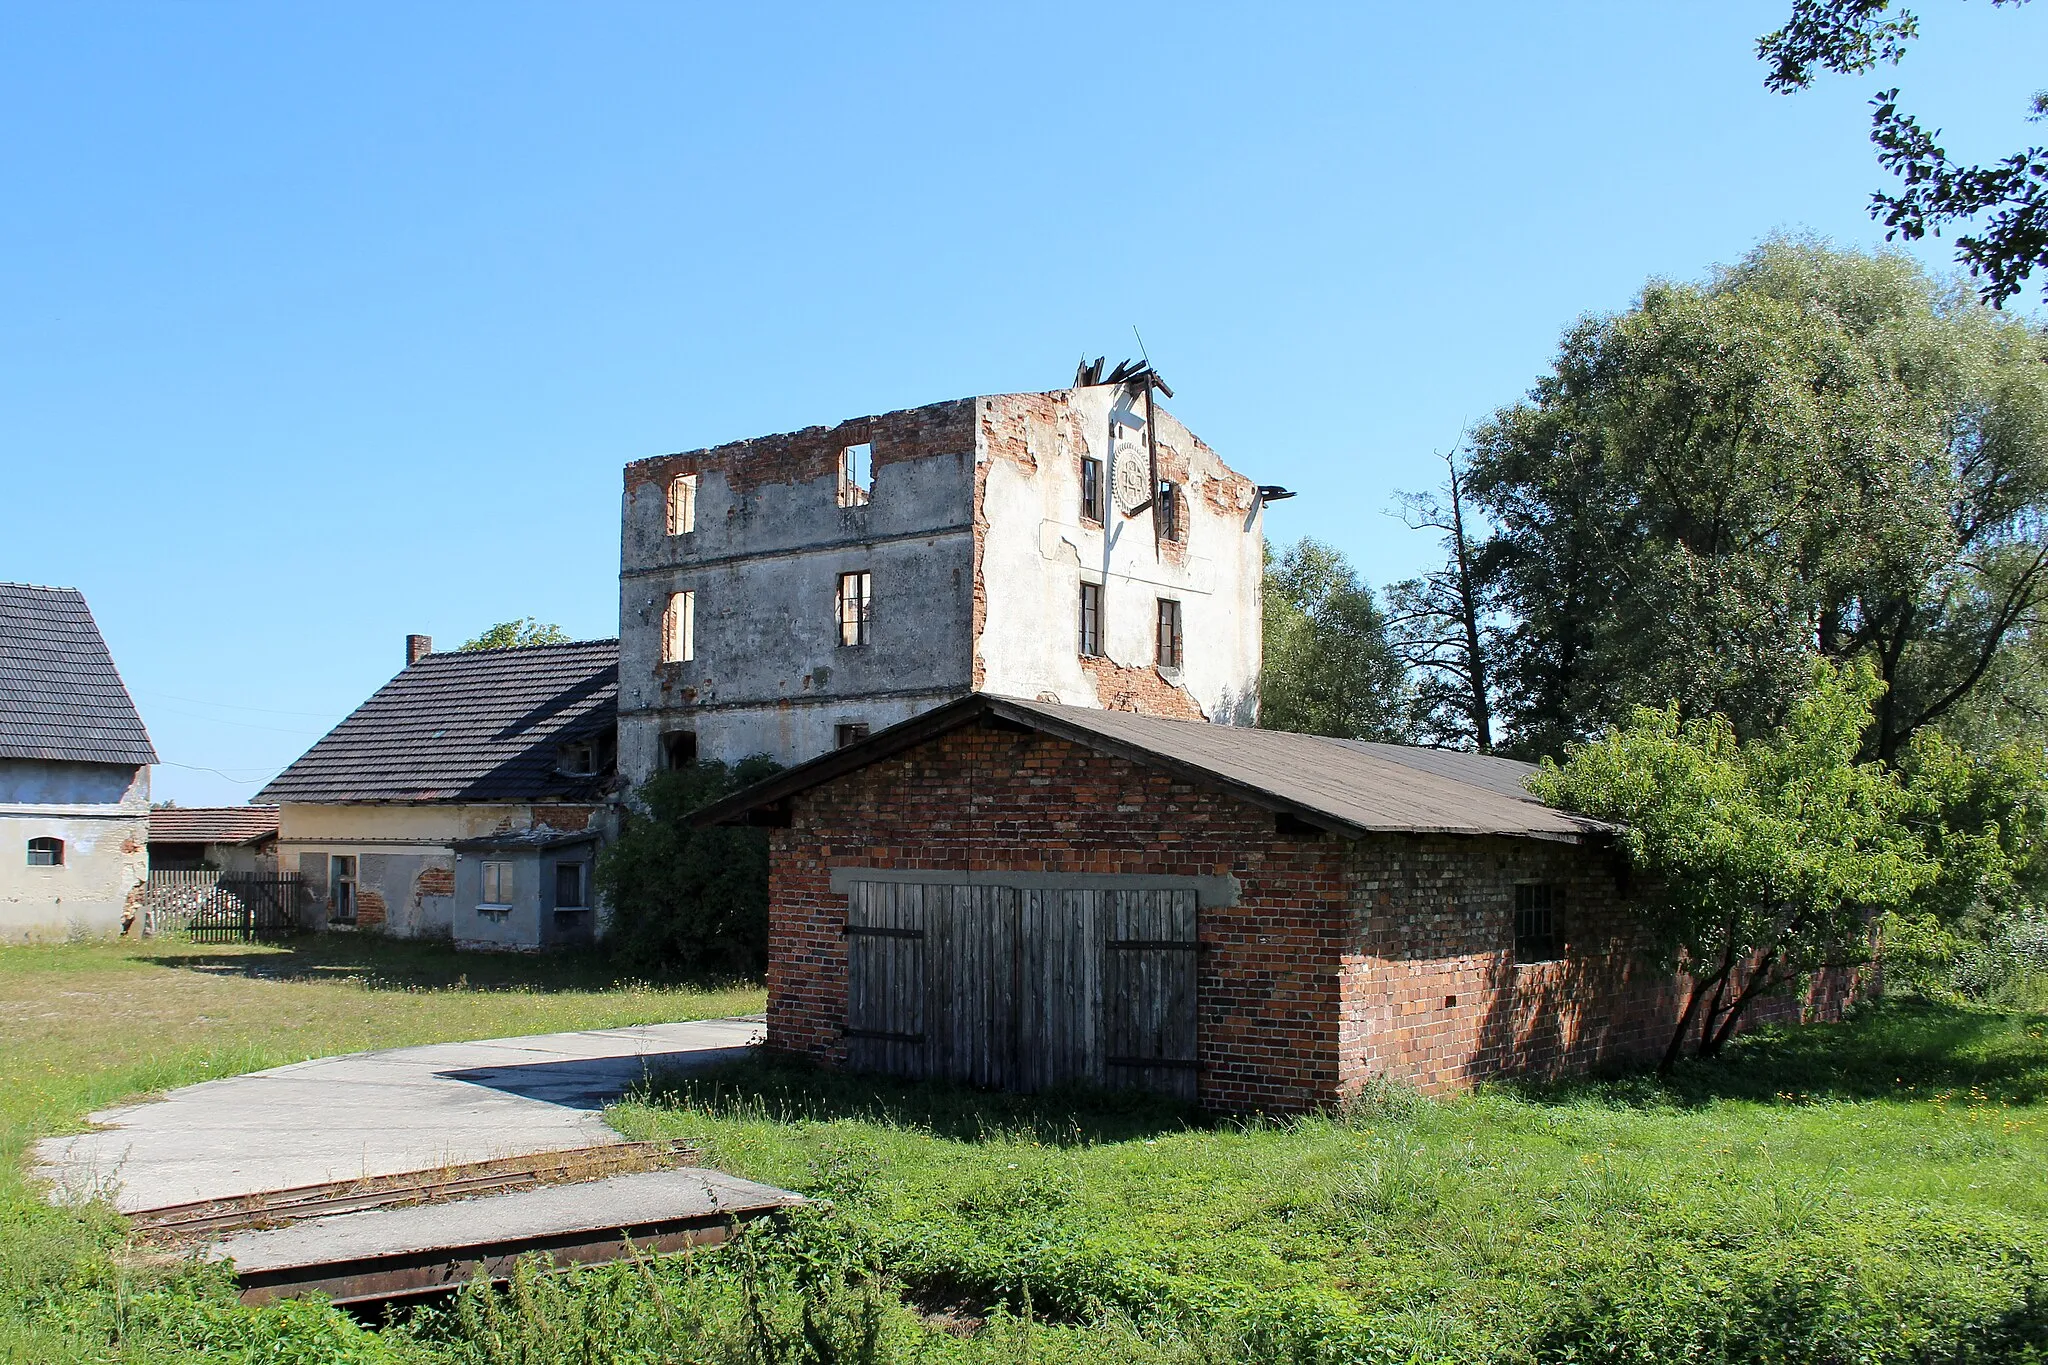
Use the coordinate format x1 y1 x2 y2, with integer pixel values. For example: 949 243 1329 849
31 1015 763 1213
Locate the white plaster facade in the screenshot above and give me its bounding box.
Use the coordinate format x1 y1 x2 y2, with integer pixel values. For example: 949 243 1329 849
618 386 1266 781
0 759 150 941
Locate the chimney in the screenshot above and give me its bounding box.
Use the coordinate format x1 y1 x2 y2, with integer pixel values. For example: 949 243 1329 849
406 634 433 666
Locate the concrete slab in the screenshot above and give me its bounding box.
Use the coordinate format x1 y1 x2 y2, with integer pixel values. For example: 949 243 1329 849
32 1015 763 1213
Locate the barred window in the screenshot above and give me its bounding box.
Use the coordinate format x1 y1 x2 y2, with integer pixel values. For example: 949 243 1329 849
1515 884 1562 962
1079 582 1102 656
666 474 697 535
1080 457 1103 523
838 571 872 647
1156 598 1183 670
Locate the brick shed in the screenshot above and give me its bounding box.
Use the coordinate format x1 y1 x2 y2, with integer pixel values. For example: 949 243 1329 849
696 695 1843 1112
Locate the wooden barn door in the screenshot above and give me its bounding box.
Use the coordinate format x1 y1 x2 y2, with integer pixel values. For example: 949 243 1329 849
843 881 1197 1099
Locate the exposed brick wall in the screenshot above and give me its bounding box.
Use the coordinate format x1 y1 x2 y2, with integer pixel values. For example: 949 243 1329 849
766 718 1854 1113
623 399 976 499
355 888 387 930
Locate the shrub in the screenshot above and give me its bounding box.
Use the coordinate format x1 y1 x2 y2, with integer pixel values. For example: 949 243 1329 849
597 757 781 976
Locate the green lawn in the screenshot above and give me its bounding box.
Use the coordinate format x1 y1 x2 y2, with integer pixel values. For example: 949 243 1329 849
4 939 2046 1363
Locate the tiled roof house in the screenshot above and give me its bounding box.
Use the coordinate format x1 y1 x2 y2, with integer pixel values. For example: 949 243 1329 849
1 583 156 940
258 637 618 950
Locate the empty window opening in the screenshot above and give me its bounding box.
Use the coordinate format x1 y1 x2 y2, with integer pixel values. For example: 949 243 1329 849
554 861 586 909
838 571 872 647
1079 582 1103 657
1080 456 1103 523
481 859 513 907
557 741 596 776
1156 598 1183 670
663 730 699 769
666 474 698 535
835 722 871 748
1515 884 1562 962
1157 481 1183 542
663 590 695 663
330 855 358 923
25 837 63 867
838 443 873 508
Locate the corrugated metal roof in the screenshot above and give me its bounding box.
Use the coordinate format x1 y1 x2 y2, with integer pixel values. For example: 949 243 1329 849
147 806 280 845
0 583 158 766
694 694 1608 842
257 642 617 805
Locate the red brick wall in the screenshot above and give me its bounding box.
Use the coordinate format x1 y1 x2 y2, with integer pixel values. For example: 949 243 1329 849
766 718 1854 1112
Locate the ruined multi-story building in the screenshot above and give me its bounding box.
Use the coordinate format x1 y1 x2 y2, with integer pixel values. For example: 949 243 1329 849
617 377 1273 781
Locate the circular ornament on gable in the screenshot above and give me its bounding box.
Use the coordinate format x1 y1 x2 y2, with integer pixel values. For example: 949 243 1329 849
1112 446 1151 515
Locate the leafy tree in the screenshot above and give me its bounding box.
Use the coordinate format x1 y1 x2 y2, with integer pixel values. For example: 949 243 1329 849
460 618 572 651
597 756 782 975
1760 0 2048 307
1530 661 1937 1070
1260 538 1409 740
1466 237 2048 760
1387 450 1499 751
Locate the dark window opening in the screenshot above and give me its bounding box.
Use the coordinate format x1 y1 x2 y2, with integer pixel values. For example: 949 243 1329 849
663 731 699 769
1157 481 1182 541
1156 598 1183 670
1080 456 1103 523
330 854 358 923
554 861 586 909
838 571 872 647
26 837 63 867
835 722 871 748
1515 883 1562 962
1079 582 1102 656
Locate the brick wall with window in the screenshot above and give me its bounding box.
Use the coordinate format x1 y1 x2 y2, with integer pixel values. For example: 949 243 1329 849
761 718 1859 1112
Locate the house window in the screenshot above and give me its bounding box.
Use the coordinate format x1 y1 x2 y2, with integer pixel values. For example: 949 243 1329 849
1156 598 1183 670
666 474 697 535
838 443 873 508
330 855 357 923
663 590 695 663
554 861 586 909
1157 481 1183 542
837 571 872 647
481 860 513 907
558 741 596 776
1080 456 1103 523
663 730 699 769
1079 582 1102 657
1515 884 1562 962
835 722 871 748
26 837 63 867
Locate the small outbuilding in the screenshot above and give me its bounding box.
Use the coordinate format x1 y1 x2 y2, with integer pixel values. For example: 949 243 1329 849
697 694 1848 1111
146 806 280 874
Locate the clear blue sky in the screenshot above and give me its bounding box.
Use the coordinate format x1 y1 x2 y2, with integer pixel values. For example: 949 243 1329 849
5 2 2043 804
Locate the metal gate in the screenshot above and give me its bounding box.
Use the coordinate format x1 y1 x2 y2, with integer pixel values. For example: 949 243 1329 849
843 882 1198 1100
144 872 303 942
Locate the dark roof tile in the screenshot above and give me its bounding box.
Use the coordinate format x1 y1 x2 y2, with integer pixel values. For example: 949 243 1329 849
0 583 157 765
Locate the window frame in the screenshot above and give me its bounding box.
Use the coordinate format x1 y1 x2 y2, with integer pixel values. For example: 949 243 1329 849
1155 597 1183 671
553 860 586 910
1514 883 1563 963
1157 480 1182 542
835 722 871 748
666 473 698 535
1079 582 1103 657
837 570 872 647
1080 456 1103 524
480 859 514 908
25 836 63 867
662 589 695 663
838 443 873 508
329 854 358 923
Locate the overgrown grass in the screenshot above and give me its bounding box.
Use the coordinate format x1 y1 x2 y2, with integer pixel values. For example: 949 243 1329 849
0 936 762 1363
7 940 2048 1362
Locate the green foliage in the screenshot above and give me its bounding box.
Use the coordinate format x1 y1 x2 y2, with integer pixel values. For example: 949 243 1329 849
1466 236 2048 760
1530 659 1936 1064
1260 538 1408 740
598 758 782 975
459 618 572 651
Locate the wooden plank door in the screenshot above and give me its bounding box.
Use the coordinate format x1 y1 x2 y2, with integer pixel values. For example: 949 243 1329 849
1103 889 1201 1101
844 881 927 1077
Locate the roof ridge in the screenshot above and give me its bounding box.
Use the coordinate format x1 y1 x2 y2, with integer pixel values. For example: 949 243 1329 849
424 638 620 657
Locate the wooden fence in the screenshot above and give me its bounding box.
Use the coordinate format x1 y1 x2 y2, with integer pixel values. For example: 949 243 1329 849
144 871 303 942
